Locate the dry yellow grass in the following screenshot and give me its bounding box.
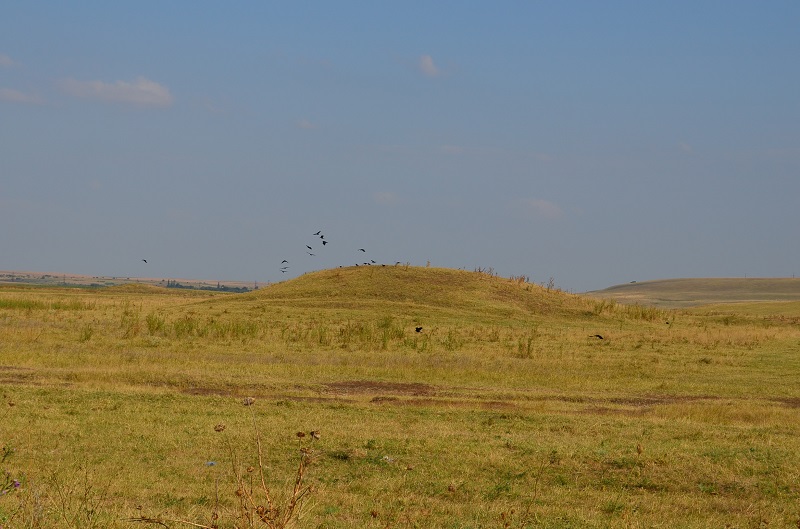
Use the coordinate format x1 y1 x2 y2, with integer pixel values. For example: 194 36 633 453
2 267 799 528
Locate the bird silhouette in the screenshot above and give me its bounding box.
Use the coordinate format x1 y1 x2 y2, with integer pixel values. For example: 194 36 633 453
142 259 147 263
307 252 315 256
313 231 321 236
281 260 288 264
306 245 313 250
415 327 423 333
358 248 366 252
591 334 604 340
322 240 328 245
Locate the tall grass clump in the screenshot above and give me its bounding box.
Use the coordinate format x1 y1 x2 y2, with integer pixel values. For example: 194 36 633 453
0 298 94 311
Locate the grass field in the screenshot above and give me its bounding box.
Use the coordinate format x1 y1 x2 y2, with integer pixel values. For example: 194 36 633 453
2 266 799 528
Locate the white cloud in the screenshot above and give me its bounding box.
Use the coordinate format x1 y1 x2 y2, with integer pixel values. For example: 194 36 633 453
419 54 441 77
60 76 173 107
0 88 44 105
521 198 564 220
297 118 318 130
0 54 14 67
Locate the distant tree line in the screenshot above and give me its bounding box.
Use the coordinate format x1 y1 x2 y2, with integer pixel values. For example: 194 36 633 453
164 280 250 293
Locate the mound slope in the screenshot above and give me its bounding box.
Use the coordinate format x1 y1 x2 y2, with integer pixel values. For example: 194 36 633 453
250 266 589 319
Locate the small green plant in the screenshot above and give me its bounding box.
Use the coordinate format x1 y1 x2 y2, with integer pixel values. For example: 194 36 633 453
1 445 20 497
78 324 94 343
145 312 165 335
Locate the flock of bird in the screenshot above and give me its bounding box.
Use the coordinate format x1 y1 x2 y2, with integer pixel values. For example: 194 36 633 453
139 229 385 280
278 229 379 274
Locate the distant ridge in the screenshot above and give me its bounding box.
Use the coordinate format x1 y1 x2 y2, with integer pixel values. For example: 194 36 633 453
587 278 800 308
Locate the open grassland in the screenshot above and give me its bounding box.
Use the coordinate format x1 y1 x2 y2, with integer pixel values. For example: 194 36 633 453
588 277 800 308
2 267 800 528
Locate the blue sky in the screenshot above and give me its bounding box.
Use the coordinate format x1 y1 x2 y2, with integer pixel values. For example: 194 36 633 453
2 2 799 292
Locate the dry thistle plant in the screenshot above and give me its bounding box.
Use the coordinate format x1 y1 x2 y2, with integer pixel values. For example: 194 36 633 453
129 398 317 529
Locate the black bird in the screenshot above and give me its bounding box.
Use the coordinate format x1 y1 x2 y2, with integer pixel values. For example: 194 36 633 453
322 240 328 245
358 248 366 252
307 252 315 256
281 260 288 264
281 269 288 273
370 260 376 264
313 231 321 236
142 259 147 263
306 245 313 250
415 327 423 333
591 334 604 340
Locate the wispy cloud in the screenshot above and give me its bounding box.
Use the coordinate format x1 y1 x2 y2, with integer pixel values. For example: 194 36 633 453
297 118 318 130
0 88 44 105
0 53 14 67
60 76 173 107
418 54 441 77
521 198 564 220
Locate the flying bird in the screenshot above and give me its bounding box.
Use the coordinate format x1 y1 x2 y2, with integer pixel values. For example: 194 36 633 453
358 248 366 252
307 252 315 256
322 240 328 245
415 327 423 333
591 334 604 340
281 260 288 264
306 245 313 250
313 231 321 236
142 259 147 263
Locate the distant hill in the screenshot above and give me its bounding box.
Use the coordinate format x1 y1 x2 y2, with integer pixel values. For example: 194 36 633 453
0 270 256 292
587 278 800 308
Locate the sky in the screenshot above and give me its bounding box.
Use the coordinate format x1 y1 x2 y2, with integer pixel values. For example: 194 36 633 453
2 2 799 293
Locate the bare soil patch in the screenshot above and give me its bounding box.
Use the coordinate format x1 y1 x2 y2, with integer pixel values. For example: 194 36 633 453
0 365 35 385
325 380 436 397
773 397 800 408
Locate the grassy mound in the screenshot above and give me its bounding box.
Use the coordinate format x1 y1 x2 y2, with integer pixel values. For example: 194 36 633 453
248 265 590 320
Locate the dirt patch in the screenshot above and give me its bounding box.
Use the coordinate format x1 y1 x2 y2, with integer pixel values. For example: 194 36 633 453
0 365 35 385
183 387 231 397
369 396 516 410
608 395 719 407
772 397 800 408
370 396 400 403
581 406 651 417
325 380 436 397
